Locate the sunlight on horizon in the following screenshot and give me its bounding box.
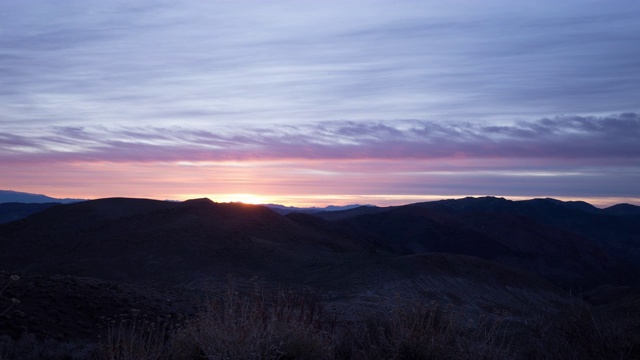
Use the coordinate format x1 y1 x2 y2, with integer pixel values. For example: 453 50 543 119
189 193 274 205
144 193 640 209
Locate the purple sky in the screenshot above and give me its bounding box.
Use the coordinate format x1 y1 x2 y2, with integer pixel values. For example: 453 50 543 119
1 1 639 206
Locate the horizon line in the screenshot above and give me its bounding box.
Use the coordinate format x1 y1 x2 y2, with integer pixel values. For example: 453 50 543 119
2 189 639 209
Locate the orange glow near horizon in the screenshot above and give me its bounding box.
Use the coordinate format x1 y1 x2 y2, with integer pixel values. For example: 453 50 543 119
12 189 640 209
183 193 274 205
6 187 640 209
2 160 639 208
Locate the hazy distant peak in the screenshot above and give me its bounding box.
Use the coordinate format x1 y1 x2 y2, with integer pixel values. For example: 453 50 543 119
0 190 84 204
263 203 377 215
323 204 376 211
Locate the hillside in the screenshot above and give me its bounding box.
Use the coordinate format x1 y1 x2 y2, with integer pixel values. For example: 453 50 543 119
0 198 362 287
307 198 640 288
3 196 637 289
1 196 639 358
416 197 640 263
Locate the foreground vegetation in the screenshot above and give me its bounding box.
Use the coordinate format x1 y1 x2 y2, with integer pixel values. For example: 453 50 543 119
1 278 638 359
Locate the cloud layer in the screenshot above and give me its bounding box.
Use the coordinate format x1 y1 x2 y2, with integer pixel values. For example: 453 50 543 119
2 113 639 163
2 113 638 205
1 1 640 128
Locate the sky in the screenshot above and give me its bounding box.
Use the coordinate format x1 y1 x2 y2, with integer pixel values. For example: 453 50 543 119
1 0 639 207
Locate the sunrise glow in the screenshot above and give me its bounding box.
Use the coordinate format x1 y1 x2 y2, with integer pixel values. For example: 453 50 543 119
1 1 639 207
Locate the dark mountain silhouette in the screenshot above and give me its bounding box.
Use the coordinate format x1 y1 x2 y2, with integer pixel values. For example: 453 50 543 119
2 196 639 357
0 198 363 287
0 197 580 318
3 196 637 289
414 197 640 265
603 203 640 216
308 197 640 287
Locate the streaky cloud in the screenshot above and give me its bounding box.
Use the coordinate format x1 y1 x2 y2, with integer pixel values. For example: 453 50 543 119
2 1 639 127
1 113 639 163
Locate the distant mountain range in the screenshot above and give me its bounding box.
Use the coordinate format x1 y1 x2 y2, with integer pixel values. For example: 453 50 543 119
0 190 84 204
262 203 376 215
0 190 373 212
0 190 376 224
0 190 85 224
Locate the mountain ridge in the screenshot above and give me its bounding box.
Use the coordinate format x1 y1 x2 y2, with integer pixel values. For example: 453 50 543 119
2 196 638 289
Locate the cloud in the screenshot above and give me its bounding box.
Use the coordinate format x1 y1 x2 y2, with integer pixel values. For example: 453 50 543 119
1 1 639 129
0 133 41 148
1 113 639 165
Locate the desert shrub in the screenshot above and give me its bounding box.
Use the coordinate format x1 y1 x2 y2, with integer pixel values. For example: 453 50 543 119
169 279 516 360
336 302 510 360
170 278 334 360
520 303 639 359
97 310 172 360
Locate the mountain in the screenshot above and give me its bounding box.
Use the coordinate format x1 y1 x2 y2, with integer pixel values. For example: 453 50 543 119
2 196 639 357
0 190 84 204
4 196 636 289
4 197 603 295
603 203 640 216
0 198 576 336
0 198 364 287
413 197 640 265
308 197 640 288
